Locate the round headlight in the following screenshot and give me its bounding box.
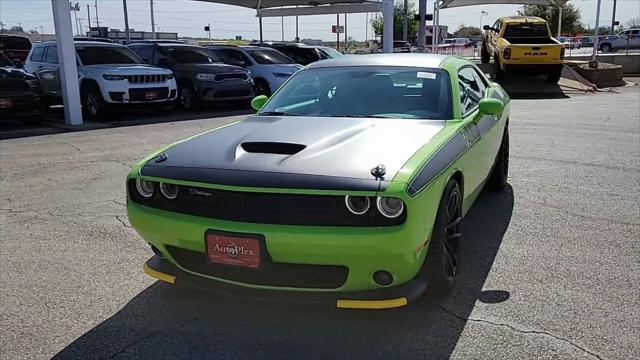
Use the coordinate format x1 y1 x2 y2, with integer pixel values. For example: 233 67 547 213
160 182 178 199
376 197 404 218
135 178 155 198
345 195 370 215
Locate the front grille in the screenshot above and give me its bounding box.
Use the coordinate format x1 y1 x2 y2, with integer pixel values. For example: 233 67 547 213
128 87 169 102
128 180 406 227
166 246 348 289
214 73 248 81
214 87 253 98
126 74 167 83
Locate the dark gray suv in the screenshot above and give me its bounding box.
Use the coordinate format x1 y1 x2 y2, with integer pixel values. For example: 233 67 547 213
128 42 254 110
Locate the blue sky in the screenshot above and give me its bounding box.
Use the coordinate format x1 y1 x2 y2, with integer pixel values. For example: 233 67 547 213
1 0 638 41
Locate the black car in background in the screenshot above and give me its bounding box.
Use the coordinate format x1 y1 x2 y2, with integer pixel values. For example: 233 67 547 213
0 34 32 64
128 42 254 110
260 42 343 65
0 53 45 123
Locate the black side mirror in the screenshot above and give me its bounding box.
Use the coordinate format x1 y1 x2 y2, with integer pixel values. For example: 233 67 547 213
483 25 492 31
12 59 23 68
158 58 170 67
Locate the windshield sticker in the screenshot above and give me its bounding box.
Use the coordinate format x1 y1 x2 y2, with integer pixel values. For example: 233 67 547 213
417 72 437 80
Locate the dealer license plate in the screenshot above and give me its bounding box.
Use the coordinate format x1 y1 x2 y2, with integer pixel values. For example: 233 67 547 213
145 91 158 100
0 99 12 109
205 232 261 269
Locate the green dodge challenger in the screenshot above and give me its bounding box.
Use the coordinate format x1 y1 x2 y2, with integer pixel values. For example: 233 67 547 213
127 54 510 309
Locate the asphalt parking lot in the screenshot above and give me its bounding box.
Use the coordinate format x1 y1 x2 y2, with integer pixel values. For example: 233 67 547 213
1 83 639 359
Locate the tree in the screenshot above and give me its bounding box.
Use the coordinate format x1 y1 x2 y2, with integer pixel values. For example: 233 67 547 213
453 25 482 38
519 4 582 36
627 17 640 28
371 1 419 41
9 25 24 33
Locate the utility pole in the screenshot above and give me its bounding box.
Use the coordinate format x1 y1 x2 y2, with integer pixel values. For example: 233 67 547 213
610 0 617 34
281 16 284 42
557 5 563 38
403 0 408 41
150 0 156 40
295 6 299 42
207 23 211 44
365 13 368 43
590 0 602 67
95 0 100 27
70 2 80 36
86 4 91 30
344 13 348 51
1 22 5 35
123 0 130 44
336 13 340 51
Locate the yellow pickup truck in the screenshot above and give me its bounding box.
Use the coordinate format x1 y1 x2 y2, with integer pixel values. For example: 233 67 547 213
481 16 565 83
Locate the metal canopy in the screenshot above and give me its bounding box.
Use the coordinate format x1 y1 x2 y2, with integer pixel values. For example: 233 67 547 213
438 0 568 8
196 0 393 52
432 0 571 50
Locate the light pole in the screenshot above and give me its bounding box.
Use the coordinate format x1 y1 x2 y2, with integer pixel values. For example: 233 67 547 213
403 0 408 42
150 0 156 40
122 0 130 44
610 0 617 34
480 10 487 33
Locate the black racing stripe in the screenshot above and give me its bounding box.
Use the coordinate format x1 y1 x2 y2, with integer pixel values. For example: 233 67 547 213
140 165 387 192
407 132 467 196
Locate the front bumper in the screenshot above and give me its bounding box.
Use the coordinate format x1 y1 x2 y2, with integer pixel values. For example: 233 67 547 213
101 80 178 104
196 80 255 102
144 255 427 309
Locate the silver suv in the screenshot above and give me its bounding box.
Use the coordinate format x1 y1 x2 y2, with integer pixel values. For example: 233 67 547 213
24 41 177 120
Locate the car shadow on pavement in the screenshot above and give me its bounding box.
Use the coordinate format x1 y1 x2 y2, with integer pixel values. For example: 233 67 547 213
52 185 514 360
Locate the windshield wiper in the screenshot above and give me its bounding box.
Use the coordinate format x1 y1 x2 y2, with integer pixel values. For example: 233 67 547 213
259 111 300 116
337 114 394 118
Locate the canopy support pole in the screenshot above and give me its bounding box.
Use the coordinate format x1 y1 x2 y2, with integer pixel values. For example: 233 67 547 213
418 0 427 48
382 0 393 53
590 0 602 67
51 0 82 125
432 1 440 53
557 4 563 38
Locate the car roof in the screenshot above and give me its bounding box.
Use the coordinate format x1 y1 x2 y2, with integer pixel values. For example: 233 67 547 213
499 16 546 24
307 54 451 69
34 40 125 48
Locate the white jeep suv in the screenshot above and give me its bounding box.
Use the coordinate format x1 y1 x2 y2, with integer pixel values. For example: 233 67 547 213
24 41 177 120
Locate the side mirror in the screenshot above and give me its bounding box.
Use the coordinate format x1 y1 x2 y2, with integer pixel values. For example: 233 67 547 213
158 58 170 67
251 95 268 111
12 59 23 68
483 25 491 31
478 98 504 116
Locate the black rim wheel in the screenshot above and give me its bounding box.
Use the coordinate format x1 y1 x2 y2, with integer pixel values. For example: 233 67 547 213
443 187 462 278
180 88 193 109
85 91 99 117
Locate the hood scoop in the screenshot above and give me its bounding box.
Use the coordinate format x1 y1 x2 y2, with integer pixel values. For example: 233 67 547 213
241 142 306 155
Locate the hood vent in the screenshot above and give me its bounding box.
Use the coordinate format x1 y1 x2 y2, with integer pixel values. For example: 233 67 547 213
241 142 306 155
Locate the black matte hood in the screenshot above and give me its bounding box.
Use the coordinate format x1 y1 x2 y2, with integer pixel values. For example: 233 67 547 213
140 116 445 191
0 66 37 90
174 63 246 74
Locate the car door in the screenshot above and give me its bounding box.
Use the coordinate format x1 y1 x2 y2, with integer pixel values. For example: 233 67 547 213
457 66 506 196
24 45 46 74
36 46 63 97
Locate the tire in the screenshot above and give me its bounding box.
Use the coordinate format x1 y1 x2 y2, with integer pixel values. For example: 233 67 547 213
254 79 271 97
600 43 612 53
424 178 463 299
546 68 562 83
487 124 509 192
481 43 490 64
178 84 199 111
493 54 505 80
81 83 107 121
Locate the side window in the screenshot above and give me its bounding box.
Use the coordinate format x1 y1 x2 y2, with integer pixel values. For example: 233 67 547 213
458 67 484 115
219 49 251 66
44 46 58 64
30 46 45 62
154 48 170 64
133 46 154 63
493 20 501 33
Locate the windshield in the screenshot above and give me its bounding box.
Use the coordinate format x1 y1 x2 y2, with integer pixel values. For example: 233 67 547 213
245 48 294 64
0 54 11 66
77 46 142 65
259 66 452 120
503 23 549 38
318 47 343 59
168 47 220 64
